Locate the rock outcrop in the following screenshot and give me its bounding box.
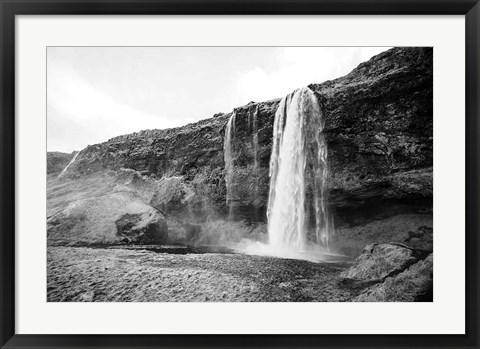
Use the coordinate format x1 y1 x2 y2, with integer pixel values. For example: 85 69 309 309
47 191 168 245
340 243 419 281
47 170 171 245
355 253 433 302
340 242 432 301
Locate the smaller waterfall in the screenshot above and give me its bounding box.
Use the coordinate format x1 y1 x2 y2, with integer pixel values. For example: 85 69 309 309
252 105 260 202
58 152 79 178
224 111 236 220
312 120 332 249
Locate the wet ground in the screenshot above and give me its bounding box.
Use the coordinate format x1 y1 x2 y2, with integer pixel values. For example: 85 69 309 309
47 246 361 302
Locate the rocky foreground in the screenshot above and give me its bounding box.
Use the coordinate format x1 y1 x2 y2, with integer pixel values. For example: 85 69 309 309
47 241 432 302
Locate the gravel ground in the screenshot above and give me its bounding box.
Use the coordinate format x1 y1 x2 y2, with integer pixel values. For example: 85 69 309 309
47 246 359 302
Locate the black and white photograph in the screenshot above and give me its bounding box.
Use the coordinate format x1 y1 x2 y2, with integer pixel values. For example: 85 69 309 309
46 46 433 302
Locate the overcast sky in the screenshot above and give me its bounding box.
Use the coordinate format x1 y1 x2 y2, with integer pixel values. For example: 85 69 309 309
47 46 390 153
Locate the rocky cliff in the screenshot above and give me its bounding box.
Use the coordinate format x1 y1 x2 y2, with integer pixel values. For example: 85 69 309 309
48 47 433 254
58 47 432 217
313 47 433 226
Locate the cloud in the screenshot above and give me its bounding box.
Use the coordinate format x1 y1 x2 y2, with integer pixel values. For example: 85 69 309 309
235 47 389 104
47 61 190 152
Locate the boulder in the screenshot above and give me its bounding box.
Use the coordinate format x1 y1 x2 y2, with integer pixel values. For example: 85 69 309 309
340 243 418 281
115 212 168 244
355 253 433 301
47 191 168 245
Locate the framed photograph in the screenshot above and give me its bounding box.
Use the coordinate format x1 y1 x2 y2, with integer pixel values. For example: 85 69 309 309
1 0 479 348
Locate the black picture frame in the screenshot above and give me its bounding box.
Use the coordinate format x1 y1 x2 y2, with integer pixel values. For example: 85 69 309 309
1 0 479 348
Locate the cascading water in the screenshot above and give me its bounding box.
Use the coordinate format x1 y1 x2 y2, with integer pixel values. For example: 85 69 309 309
252 105 260 202
58 152 79 178
267 87 334 253
224 111 236 220
310 110 333 250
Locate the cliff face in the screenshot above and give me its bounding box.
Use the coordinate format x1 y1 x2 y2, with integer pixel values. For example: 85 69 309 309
54 47 433 228
313 47 433 225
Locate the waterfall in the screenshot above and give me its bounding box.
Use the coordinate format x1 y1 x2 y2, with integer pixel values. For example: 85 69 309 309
58 152 79 178
267 87 334 252
224 111 236 220
252 105 260 204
